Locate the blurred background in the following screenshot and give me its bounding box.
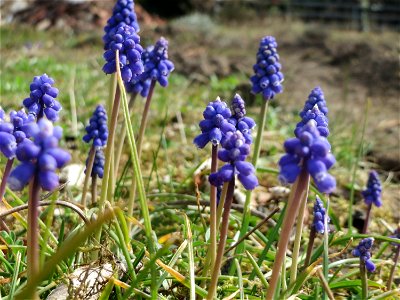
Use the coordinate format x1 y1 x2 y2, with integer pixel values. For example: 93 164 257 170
0 0 399 220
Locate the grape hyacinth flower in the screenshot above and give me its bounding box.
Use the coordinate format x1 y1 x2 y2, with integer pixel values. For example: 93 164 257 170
228 94 256 145
361 170 382 233
22 74 61 121
7 119 70 288
207 130 258 299
193 97 234 149
250 36 284 101
304 196 330 267
0 108 37 204
89 149 105 179
353 237 376 272
139 37 174 88
299 87 328 118
102 25 144 83
313 196 329 234
82 105 108 206
279 120 336 194
82 105 109 148
125 45 152 97
103 0 140 51
8 119 70 191
362 171 382 207
209 130 258 191
0 108 35 159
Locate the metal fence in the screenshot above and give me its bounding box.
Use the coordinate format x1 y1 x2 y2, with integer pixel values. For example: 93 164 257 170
214 0 400 31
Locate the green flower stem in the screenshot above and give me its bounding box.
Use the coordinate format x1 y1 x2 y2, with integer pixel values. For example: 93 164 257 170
387 245 400 290
127 80 156 227
216 183 229 227
136 80 156 157
362 204 372 234
207 177 235 300
81 145 96 207
116 61 156 298
91 175 98 203
107 73 118 126
0 158 13 200
0 158 14 232
235 100 269 257
209 145 219 272
114 92 138 177
322 195 330 300
99 73 120 209
27 174 41 299
360 260 368 299
304 226 316 267
266 167 309 300
289 177 310 285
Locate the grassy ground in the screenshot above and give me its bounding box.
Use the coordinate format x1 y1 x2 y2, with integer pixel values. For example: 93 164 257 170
0 16 399 299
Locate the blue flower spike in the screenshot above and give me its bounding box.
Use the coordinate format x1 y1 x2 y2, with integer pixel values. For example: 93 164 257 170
362 171 382 207
82 105 108 148
103 24 144 83
22 74 61 122
353 237 376 272
279 120 336 194
251 36 284 100
8 119 71 191
313 196 330 234
228 94 256 145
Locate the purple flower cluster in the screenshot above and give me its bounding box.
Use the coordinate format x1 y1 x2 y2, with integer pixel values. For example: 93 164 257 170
125 46 152 97
362 171 382 207
139 37 174 87
279 120 336 193
103 25 144 83
8 119 71 191
299 87 328 119
82 105 108 148
209 131 258 190
352 237 376 272
251 36 284 100
313 196 329 234
22 74 61 122
228 94 256 144
193 97 234 149
86 149 105 179
0 108 36 159
103 0 140 51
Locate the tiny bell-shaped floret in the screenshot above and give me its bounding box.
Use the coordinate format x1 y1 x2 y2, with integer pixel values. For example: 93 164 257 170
82 105 108 148
22 74 61 122
362 171 382 207
250 36 284 101
352 237 376 272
